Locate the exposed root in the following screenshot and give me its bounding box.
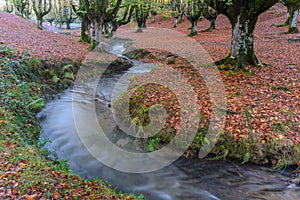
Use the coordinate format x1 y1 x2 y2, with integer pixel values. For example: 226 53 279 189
215 53 263 72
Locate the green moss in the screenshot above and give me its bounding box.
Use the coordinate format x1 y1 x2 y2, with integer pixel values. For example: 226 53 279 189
211 131 299 168
0 46 141 199
112 51 299 168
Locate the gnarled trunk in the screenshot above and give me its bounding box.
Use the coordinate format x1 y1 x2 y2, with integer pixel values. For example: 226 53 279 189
37 16 43 30
137 20 143 32
66 20 71 29
91 21 102 49
226 15 259 70
152 15 155 23
208 0 278 71
288 7 299 33
173 17 178 27
202 6 218 32
189 20 198 36
111 20 118 36
80 15 91 43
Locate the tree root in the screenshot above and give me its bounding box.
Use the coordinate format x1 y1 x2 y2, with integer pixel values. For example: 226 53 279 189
188 32 197 37
215 54 263 72
288 27 299 34
201 26 215 32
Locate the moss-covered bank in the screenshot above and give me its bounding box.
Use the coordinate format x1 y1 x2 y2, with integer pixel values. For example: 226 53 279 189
0 46 142 199
113 48 300 170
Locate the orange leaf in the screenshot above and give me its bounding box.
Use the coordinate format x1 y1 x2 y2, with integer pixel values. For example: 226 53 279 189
26 194 38 200
54 192 60 199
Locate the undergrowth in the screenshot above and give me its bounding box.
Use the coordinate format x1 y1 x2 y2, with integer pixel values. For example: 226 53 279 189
0 46 141 199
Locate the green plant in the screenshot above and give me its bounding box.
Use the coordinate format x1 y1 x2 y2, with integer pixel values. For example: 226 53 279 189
273 157 288 171
148 138 160 152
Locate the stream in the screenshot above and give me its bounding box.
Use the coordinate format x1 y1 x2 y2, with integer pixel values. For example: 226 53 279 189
39 43 299 200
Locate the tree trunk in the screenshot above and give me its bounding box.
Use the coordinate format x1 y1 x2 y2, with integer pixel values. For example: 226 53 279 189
189 20 198 36
209 0 278 71
37 16 43 30
91 21 101 49
80 15 91 43
288 7 299 33
152 15 155 23
210 18 216 30
111 21 118 36
173 17 178 27
218 15 259 71
66 20 71 29
142 18 147 28
137 23 143 32
180 13 184 22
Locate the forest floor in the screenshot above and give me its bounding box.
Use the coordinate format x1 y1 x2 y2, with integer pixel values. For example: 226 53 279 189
0 11 138 200
114 3 299 167
0 2 299 199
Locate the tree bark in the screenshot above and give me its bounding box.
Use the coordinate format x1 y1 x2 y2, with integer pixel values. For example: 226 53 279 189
288 7 299 33
137 21 144 32
174 17 178 27
201 6 218 32
189 20 198 36
281 0 300 33
152 15 155 23
208 0 278 71
91 21 103 49
66 20 71 29
81 15 91 42
72 2 91 43
37 17 43 30
226 15 259 71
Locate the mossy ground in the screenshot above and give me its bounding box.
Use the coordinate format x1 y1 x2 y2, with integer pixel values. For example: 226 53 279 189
112 48 300 170
0 46 142 199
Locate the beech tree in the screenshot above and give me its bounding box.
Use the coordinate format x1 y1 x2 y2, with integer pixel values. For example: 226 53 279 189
83 0 122 49
32 0 52 29
4 0 14 12
185 0 204 36
205 0 279 71
201 3 218 32
109 4 134 36
72 0 91 42
171 0 185 27
281 0 300 33
13 0 31 18
134 1 151 32
62 0 77 29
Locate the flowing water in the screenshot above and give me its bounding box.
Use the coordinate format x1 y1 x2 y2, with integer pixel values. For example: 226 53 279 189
39 44 299 200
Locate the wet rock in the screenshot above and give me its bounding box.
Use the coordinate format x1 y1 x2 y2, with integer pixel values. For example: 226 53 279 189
124 49 152 59
104 58 133 74
36 109 47 120
288 176 300 187
167 58 176 64
116 137 130 147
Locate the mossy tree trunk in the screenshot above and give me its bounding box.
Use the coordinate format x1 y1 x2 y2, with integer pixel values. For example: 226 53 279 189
189 20 198 36
281 0 300 33
207 0 278 71
135 4 150 32
110 5 134 36
83 0 122 49
201 5 218 32
186 0 204 36
72 1 91 43
81 15 91 42
171 0 182 27
32 0 52 30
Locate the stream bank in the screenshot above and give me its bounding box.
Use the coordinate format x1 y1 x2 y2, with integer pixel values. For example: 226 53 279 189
39 41 300 199
119 47 300 168
0 45 140 199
